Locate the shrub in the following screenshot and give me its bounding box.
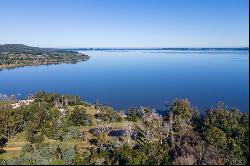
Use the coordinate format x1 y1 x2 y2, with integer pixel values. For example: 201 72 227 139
22 143 34 153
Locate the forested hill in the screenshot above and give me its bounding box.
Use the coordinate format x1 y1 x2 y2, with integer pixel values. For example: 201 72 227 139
0 44 76 54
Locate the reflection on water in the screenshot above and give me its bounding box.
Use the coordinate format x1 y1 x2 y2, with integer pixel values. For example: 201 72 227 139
0 50 248 112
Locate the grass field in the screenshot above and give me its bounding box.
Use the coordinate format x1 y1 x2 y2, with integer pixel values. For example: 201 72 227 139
0 132 28 160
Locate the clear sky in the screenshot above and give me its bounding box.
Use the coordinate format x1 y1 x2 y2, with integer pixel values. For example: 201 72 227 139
0 0 249 48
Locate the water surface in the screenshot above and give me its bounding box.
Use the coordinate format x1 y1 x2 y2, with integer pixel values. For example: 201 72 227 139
0 50 248 112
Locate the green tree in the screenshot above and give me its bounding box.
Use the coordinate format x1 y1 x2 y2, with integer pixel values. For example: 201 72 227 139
69 106 93 126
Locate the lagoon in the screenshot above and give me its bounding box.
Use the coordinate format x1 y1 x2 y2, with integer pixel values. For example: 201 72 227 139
0 50 249 112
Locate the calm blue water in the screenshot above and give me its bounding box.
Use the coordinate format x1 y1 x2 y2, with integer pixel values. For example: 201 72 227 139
0 50 249 112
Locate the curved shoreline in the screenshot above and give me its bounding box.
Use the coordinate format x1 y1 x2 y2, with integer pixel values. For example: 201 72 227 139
0 56 90 70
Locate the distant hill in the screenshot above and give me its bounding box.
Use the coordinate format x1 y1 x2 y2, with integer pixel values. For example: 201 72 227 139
0 44 76 55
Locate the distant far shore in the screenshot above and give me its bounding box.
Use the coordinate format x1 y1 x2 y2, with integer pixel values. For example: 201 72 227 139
62 47 249 51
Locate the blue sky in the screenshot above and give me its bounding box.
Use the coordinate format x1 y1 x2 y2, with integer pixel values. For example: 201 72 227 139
0 0 249 48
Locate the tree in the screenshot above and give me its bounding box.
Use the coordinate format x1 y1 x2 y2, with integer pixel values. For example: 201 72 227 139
0 136 8 153
0 108 24 137
69 106 93 126
202 105 249 165
168 99 198 135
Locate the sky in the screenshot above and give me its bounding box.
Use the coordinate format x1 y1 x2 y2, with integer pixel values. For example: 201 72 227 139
0 0 249 48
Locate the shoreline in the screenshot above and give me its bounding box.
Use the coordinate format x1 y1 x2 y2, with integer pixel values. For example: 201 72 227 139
0 56 90 70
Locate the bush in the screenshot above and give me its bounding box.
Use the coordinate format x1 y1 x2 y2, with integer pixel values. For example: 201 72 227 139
94 110 123 123
29 133 44 144
22 143 34 153
63 127 80 141
127 108 145 121
61 147 76 165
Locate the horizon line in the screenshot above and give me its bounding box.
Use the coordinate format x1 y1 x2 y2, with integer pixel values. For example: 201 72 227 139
0 43 249 49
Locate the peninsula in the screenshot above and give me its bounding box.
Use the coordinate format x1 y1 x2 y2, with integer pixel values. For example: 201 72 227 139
0 44 89 69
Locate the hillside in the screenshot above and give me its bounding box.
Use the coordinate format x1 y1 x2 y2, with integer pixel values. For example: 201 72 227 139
0 92 248 165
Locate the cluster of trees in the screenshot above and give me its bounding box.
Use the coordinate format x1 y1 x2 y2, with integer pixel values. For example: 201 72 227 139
0 44 89 68
0 93 248 165
34 92 83 107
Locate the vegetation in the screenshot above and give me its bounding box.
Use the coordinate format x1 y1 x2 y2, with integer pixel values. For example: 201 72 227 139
0 44 89 69
0 92 248 165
